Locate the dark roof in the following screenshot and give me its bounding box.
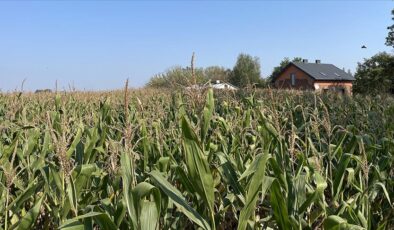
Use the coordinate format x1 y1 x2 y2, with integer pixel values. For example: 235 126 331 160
292 62 355 81
274 62 355 81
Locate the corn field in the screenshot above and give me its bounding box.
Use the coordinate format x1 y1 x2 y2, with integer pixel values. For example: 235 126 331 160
0 88 393 229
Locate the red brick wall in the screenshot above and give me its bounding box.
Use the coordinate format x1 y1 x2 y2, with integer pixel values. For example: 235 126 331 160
274 65 314 90
314 81 353 94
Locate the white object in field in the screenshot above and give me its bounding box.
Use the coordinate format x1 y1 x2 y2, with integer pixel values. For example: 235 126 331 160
185 81 238 90
314 83 320 90
211 82 238 90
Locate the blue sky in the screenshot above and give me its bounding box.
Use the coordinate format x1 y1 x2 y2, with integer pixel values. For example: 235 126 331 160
0 1 392 91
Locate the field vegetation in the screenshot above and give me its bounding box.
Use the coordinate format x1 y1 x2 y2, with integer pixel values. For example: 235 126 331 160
0 88 393 229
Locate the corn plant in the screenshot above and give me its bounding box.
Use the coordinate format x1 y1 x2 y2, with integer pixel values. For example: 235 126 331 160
0 89 393 229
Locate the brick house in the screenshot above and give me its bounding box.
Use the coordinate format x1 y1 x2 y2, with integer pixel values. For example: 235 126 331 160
272 60 355 94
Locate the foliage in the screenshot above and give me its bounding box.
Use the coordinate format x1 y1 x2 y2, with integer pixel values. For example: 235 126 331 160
204 66 232 83
353 52 394 95
229 54 262 88
146 66 205 88
146 66 231 88
386 9 394 48
0 88 393 229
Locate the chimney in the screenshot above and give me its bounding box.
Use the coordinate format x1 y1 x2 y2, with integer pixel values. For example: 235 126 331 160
315 60 321 64
302 59 308 63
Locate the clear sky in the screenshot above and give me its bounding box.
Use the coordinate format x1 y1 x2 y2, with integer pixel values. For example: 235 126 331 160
0 0 392 91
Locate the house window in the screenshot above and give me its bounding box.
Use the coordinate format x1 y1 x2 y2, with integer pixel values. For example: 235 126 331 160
290 73 296 86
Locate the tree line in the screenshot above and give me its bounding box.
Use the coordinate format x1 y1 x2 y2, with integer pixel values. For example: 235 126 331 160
147 51 394 95
146 53 266 89
147 9 394 95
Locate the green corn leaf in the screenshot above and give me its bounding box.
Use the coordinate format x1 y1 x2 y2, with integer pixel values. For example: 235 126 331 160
238 151 271 230
175 166 196 195
66 176 78 216
150 170 211 230
132 181 161 229
8 180 41 213
59 212 117 230
238 153 263 182
374 182 392 207
72 164 96 195
298 190 319 215
140 201 159 230
114 199 127 227
156 156 170 172
59 221 84 230
270 179 291 230
201 88 214 141
182 116 215 228
323 215 365 230
217 152 245 199
140 119 151 170
121 152 138 230
66 125 83 159
333 153 351 201
14 195 44 230
50 167 64 195
23 130 39 158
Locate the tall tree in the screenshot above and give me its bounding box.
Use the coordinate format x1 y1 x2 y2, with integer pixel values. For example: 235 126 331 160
146 66 205 88
204 66 231 83
353 52 394 95
386 9 394 48
229 54 262 88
